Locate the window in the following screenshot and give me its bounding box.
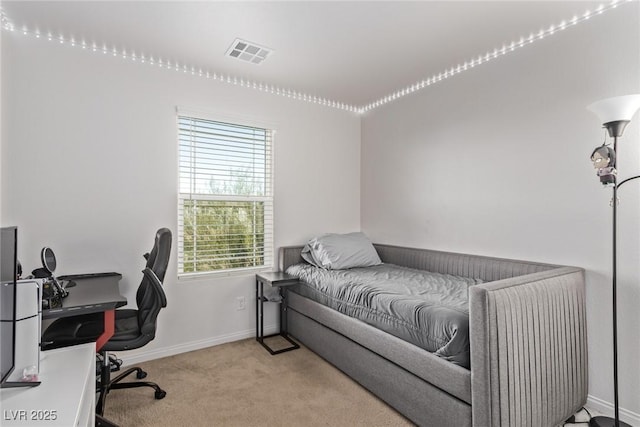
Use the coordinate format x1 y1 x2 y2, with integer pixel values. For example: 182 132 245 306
177 114 273 275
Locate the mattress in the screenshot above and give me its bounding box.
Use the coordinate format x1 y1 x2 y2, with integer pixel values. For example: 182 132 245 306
285 263 483 368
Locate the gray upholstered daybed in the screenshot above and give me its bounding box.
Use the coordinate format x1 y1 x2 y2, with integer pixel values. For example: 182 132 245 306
279 243 587 427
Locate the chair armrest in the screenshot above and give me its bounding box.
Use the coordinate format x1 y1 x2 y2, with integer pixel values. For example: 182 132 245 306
142 267 167 308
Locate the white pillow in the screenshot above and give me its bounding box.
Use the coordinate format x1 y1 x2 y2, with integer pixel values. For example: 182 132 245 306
301 232 382 270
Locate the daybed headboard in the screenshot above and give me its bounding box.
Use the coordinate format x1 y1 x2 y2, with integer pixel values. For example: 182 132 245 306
279 244 559 282
373 244 559 282
279 246 305 272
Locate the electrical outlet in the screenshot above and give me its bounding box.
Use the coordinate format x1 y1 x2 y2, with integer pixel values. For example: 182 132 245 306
236 296 246 311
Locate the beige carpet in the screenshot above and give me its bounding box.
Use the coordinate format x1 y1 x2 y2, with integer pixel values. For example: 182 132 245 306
102 337 413 426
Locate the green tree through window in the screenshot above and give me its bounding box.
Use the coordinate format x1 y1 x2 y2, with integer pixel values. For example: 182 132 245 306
178 115 273 275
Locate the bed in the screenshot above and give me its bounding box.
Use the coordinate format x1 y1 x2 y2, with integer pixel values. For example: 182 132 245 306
279 242 587 427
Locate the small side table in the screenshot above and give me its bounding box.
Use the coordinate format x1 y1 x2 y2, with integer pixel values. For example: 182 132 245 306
255 272 300 355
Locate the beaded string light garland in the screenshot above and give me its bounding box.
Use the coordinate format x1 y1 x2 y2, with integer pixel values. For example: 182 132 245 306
0 0 630 115
360 0 632 113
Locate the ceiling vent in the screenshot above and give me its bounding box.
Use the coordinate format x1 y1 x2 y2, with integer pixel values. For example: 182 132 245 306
226 38 272 65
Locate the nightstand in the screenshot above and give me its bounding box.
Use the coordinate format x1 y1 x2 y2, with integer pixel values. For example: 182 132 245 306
255 272 300 355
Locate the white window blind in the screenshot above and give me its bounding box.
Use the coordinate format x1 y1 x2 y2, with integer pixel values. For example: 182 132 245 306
177 115 273 275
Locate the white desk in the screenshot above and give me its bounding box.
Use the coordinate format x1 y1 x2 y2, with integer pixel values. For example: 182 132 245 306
1 344 96 427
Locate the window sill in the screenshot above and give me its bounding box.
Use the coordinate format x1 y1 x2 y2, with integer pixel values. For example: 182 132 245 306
177 266 274 282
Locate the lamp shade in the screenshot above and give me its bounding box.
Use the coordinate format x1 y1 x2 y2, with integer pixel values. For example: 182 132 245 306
587 94 640 124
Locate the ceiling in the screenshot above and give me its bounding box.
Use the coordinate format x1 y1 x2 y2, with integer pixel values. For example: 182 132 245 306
2 1 605 107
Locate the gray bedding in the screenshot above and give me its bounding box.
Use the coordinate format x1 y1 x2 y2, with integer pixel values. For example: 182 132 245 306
285 263 483 368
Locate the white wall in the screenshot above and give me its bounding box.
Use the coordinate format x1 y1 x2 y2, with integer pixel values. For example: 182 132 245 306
1 35 360 359
0 2 3 224
362 4 640 420
3 2 639 421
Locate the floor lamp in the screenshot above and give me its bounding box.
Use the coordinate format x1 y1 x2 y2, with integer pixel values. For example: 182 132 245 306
587 94 640 427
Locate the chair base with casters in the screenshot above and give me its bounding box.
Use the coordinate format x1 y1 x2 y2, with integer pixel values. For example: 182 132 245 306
96 350 166 415
43 307 168 415
41 228 173 418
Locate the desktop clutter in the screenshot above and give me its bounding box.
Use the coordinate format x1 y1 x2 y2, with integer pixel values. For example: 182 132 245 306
9 246 115 386
7 247 69 385
9 277 42 385
29 247 69 309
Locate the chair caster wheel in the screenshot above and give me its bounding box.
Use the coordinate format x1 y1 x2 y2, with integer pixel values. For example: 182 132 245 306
137 370 147 379
155 390 166 399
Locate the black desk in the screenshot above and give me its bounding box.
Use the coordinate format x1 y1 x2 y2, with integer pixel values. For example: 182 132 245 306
43 274 126 351
43 274 126 319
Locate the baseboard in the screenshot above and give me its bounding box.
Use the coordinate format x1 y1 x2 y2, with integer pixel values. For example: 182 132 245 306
587 395 640 426
116 324 279 367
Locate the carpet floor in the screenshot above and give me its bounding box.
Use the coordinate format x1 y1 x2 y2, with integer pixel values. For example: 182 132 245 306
102 338 411 426
102 338 593 426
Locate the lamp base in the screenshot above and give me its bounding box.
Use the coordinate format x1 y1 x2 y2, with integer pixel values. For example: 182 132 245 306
589 416 632 427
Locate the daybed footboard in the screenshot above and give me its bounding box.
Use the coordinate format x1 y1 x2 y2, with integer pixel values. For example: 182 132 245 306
469 267 587 427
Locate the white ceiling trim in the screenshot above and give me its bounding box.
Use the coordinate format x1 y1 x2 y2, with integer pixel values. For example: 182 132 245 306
362 0 631 114
0 1 629 116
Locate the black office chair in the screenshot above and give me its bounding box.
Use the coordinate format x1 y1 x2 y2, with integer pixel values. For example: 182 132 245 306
42 228 172 415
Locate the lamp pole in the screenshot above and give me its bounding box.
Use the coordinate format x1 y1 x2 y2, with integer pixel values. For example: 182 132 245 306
611 134 620 427
590 124 637 427
587 94 640 427
609 166 640 427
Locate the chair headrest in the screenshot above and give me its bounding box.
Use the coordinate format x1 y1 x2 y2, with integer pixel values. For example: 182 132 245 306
147 228 172 283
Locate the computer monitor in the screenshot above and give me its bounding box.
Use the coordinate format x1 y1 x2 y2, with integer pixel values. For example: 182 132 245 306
0 226 18 386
